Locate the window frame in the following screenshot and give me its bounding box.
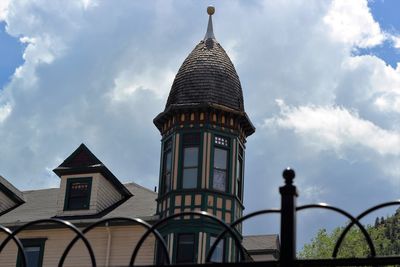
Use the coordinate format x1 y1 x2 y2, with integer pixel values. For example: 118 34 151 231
161 138 173 194
16 238 47 267
236 143 244 201
156 235 168 265
212 135 230 192
180 132 201 189
63 177 92 211
175 233 196 264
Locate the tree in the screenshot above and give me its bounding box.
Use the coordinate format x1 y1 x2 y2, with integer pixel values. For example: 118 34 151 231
299 208 400 260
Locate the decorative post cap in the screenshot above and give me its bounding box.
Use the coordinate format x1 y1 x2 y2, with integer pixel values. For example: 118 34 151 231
283 167 295 185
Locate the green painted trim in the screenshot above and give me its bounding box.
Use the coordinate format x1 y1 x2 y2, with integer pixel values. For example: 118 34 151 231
16 238 47 267
63 177 92 211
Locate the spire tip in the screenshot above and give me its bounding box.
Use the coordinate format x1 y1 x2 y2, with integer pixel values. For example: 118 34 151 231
207 6 215 16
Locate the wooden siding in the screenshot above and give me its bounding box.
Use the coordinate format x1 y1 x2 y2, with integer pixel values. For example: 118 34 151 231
0 191 16 214
0 225 155 267
95 175 122 212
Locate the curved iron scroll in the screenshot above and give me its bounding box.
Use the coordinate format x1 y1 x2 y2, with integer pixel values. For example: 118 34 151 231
206 209 281 263
129 211 241 266
0 225 27 267
333 200 400 258
0 218 96 267
60 217 170 267
297 204 376 258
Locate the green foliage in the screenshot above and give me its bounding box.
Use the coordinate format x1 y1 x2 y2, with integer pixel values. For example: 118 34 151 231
299 208 400 259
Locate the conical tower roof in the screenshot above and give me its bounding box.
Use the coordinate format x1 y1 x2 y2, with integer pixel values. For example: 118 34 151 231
154 7 254 137
166 8 244 112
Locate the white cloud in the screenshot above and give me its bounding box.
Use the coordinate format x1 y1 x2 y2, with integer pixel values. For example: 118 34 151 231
0 0 400 247
0 0 10 21
0 103 12 123
340 55 400 114
323 0 385 48
265 100 400 157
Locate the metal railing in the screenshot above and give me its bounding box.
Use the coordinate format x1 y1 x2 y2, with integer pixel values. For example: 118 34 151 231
1 168 400 266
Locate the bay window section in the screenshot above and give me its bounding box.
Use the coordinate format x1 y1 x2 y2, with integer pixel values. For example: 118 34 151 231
213 136 229 192
162 139 172 194
182 133 200 189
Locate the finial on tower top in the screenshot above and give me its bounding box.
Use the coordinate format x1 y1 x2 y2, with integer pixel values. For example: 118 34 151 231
207 6 215 15
204 6 216 40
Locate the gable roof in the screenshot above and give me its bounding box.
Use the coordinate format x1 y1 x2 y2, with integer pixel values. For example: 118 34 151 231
0 175 25 216
0 182 157 227
53 143 132 198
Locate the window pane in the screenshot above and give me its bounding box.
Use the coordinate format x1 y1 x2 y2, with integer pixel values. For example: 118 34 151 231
213 169 226 191
25 246 41 267
184 147 198 167
164 173 171 192
214 148 227 170
236 158 243 198
183 168 197 188
214 136 229 147
210 237 224 263
69 182 89 197
66 179 91 210
165 151 172 172
176 234 195 263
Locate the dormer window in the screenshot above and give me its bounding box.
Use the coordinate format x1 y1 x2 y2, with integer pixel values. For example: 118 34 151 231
64 177 92 210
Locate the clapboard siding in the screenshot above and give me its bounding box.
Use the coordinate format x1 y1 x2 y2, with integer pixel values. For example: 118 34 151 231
96 175 122 212
0 225 155 267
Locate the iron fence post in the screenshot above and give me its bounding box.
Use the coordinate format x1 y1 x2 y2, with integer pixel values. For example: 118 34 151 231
279 168 298 267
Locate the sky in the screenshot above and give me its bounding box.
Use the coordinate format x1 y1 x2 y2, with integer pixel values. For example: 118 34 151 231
0 0 400 251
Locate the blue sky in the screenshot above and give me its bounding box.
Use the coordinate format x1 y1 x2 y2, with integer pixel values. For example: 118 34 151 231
0 0 400 251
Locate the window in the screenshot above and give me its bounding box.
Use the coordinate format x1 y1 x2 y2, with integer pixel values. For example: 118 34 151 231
156 235 168 265
213 136 229 191
64 177 92 210
162 139 173 194
17 238 46 267
176 234 195 263
236 145 244 200
210 236 225 263
181 133 200 189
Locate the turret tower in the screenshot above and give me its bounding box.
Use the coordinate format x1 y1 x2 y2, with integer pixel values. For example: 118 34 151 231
153 7 255 263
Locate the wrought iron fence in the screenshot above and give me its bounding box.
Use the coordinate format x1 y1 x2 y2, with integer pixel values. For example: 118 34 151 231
1 168 400 266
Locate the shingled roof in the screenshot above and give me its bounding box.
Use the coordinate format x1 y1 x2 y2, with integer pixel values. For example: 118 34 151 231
0 182 158 227
165 38 244 112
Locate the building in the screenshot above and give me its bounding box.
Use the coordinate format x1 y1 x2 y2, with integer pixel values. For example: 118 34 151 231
0 7 279 267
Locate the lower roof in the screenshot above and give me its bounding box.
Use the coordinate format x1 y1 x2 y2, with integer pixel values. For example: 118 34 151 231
0 182 157 227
